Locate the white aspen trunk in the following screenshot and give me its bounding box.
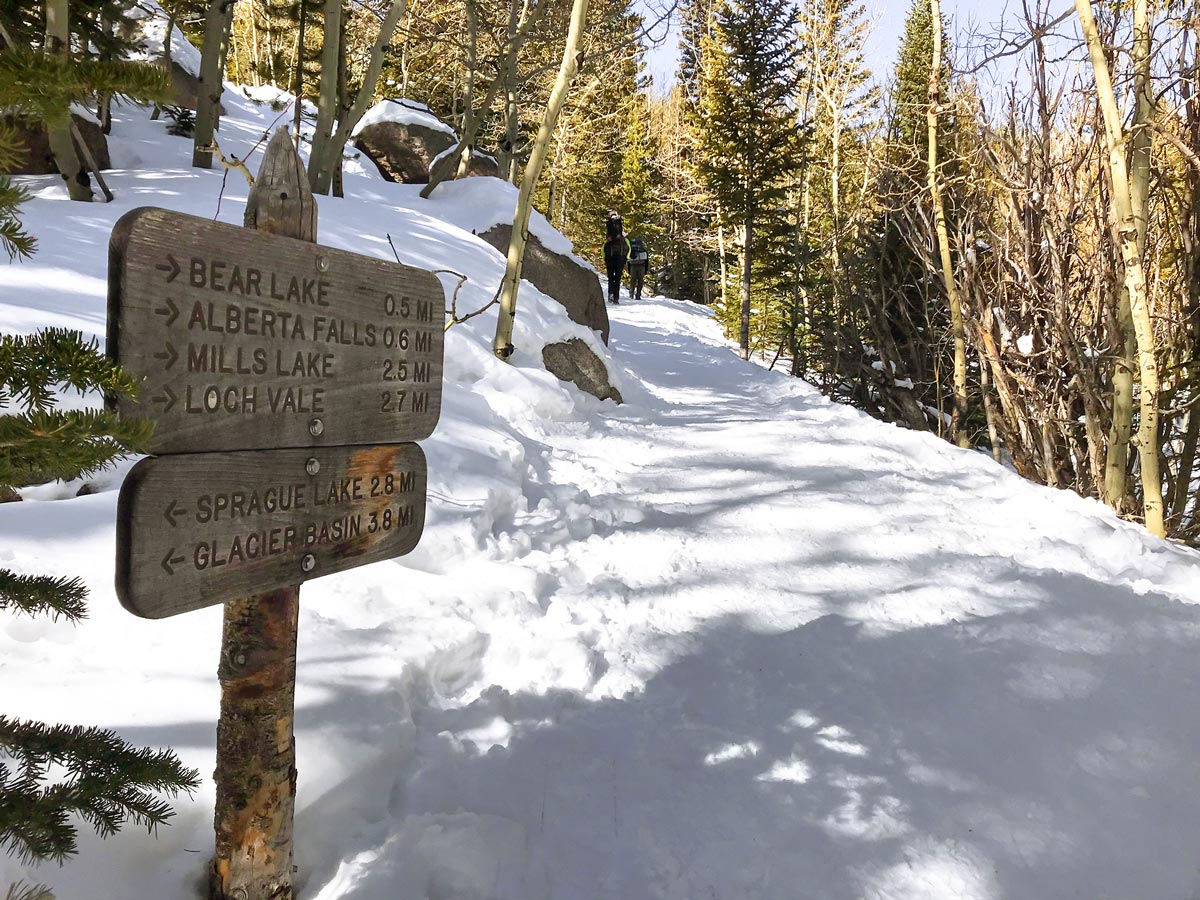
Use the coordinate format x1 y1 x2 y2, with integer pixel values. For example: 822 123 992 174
455 0 480 179
193 0 234 168
1105 0 1153 508
927 0 969 447
45 0 91 201
309 0 406 194
1076 0 1165 537
492 0 589 359
308 0 342 194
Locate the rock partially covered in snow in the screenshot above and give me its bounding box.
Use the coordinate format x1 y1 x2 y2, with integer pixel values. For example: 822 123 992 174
353 100 458 184
479 224 609 344
3 112 110 174
541 338 623 403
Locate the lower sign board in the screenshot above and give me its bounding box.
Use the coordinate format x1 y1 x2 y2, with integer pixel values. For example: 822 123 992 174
108 207 445 454
116 444 427 618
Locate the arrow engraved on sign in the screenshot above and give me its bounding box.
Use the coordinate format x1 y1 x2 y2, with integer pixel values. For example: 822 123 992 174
155 254 181 283
154 297 179 326
161 548 185 575
153 342 178 370
152 386 177 412
163 499 186 527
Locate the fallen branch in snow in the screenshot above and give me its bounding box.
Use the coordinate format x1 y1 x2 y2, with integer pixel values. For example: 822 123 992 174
198 136 254 185
385 234 484 332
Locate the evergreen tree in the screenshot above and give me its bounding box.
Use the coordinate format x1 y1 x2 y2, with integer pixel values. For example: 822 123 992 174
619 92 662 246
892 0 947 152
0 329 198 868
695 0 803 359
0 125 35 261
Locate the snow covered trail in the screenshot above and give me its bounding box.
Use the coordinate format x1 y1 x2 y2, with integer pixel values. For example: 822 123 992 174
297 297 1200 900
4 130 1200 895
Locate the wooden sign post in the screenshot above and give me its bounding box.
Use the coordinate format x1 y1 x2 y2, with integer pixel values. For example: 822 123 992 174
107 129 446 900
211 131 310 900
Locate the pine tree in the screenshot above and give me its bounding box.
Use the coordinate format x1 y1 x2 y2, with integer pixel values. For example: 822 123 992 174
695 0 803 359
0 124 35 261
0 329 198 868
619 91 663 247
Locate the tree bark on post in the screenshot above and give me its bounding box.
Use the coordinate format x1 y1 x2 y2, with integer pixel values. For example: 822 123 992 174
1075 0 1165 537
927 0 968 447
492 0 589 359
209 129 315 900
194 0 234 169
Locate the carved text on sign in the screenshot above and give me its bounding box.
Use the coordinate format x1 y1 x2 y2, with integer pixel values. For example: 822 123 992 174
116 444 428 618
108 208 445 453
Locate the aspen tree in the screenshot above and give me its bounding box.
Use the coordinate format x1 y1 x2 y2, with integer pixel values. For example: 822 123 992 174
492 0 590 358
927 0 968 446
1075 0 1165 536
44 0 89 199
309 0 407 194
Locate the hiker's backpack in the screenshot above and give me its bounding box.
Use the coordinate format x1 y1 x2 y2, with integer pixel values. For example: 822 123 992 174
606 214 624 240
629 237 648 263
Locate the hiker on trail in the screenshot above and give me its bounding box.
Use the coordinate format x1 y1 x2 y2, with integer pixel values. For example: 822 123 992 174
627 236 649 301
603 212 629 305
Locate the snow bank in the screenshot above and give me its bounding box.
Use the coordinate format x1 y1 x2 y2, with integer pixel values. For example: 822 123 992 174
124 0 203 77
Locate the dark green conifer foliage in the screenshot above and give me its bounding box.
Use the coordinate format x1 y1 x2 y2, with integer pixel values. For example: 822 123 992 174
0 328 198 868
619 89 662 247
695 0 803 354
0 329 153 487
0 125 35 260
0 47 170 130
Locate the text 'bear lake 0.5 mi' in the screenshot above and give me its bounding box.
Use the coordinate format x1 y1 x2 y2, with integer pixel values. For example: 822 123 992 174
108 207 446 454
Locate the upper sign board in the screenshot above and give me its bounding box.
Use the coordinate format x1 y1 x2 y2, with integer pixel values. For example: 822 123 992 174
108 207 445 454
116 443 428 618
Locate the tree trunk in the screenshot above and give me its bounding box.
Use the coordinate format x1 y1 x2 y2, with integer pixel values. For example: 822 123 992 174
309 0 342 190
717 215 728 320
740 211 753 360
454 0 480 179
1076 0 1165 537
210 129 316 900
194 0 234 169
291 0 308 143
309 0 406 194
44 0 91 201
331 6 348 198
927 0 967 447
492 0 590 359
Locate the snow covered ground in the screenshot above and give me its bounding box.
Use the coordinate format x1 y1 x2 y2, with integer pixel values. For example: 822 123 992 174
6 85 1200 900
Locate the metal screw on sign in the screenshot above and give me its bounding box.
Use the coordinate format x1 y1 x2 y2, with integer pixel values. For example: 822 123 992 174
316 255 329 273
305 458 320 476
308 418 324 437
301 554 316 574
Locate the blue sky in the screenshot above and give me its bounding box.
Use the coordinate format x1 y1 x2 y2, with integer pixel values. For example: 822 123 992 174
639 0 1010 93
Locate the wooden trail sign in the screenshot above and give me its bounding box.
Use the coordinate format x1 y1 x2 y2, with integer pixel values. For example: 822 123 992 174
104 128 448 900
108 207 445 454
116 443 427 618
